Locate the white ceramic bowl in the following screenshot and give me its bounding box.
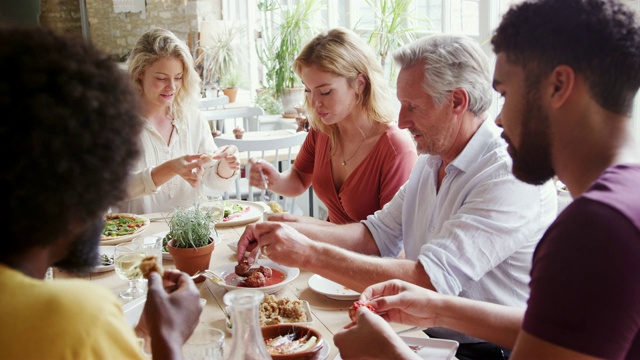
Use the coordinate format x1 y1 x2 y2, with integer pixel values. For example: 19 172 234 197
209 259 299 294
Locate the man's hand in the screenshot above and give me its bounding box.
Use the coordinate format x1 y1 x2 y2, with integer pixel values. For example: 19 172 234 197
136 270 202 358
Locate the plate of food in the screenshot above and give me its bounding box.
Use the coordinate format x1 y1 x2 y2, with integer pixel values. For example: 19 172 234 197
308 274 360 301
209 258 299 294
100 213 150 245
215 200 267 228
153 230 222 261
92 246 115 273
224 294 313 333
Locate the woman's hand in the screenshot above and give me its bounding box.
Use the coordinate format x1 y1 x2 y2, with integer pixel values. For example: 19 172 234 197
211 145 240 179
168 154 207 187
248 159 280 189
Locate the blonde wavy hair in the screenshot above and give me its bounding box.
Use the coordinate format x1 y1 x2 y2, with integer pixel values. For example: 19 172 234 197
293 28 394 152
127 28 200 121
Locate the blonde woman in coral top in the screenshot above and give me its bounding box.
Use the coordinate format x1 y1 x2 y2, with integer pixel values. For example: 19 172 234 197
250 28 417 224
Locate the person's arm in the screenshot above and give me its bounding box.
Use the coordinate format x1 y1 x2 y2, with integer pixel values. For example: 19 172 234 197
343 280 524 351
236 222 431 293
136 270 202 360
248 160 312 197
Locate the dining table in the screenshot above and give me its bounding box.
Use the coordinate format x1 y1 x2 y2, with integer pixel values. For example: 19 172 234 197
71 208 428 359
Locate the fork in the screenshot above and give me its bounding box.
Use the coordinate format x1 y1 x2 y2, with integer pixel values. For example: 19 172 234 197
190 270 224 284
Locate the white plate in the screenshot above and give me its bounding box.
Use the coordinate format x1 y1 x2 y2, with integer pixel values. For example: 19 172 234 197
318 342 330 360
152 230 222 261
227 240 238 253
215 200 267 228
333 336 458 360
100 213 150 245
308 274 360 300
209 259 299 294
92 245 115 273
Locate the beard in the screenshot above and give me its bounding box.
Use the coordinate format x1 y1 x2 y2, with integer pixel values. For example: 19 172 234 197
509 89 555 185
54 219 103 273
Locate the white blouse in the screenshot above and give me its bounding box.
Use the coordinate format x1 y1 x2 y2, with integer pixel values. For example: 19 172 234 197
113 108 236 214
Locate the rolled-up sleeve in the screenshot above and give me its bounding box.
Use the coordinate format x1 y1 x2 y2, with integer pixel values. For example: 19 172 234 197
126 166 160 200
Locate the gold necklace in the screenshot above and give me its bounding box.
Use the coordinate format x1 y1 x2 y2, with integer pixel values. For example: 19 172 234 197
340 125 373 166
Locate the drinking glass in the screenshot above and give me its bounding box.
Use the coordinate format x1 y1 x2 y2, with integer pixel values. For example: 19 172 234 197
200 194 224 240
114 243 146 299
183 326 225 360
134 236 163 268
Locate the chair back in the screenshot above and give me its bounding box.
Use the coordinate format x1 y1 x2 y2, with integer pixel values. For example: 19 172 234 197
198 95 229 110
213 131 308 214
201 106 265 134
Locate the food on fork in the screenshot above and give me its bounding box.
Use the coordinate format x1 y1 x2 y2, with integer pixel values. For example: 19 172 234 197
348 300 377 323
139 256 163 279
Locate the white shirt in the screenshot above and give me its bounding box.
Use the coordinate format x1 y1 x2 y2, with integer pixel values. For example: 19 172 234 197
114 108 235 214
365 120 557 306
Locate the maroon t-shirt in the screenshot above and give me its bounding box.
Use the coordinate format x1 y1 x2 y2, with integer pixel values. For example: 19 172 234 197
523 164 640 359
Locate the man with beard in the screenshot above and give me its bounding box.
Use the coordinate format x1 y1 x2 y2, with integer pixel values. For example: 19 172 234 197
0 26 202 359
332 0 640 359
238 34 558 359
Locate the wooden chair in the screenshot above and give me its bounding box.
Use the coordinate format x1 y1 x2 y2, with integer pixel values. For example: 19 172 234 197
212 131 308 214
200 106 265 134
198 95 229 110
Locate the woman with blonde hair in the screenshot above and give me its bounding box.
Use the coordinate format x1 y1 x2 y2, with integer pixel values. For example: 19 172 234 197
114 28 239 214
250 28 417 223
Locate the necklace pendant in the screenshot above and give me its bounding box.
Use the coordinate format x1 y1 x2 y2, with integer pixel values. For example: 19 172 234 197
342 160 346 166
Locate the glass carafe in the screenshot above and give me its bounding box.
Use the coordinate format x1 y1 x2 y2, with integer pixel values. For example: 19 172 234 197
223 289 272 360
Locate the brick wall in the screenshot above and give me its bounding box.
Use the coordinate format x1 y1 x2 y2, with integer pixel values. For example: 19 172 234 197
39 0 221 60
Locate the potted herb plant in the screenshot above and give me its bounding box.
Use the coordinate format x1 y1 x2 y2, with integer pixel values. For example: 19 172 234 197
165 205 215 282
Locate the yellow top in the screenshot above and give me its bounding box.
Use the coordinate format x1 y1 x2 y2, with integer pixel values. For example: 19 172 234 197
0 264 146 360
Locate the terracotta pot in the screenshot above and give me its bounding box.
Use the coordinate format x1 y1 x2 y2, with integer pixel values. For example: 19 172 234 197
167 238 215 283
222 88 238 103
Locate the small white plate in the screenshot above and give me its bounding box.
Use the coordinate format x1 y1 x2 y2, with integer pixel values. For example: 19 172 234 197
333 337 458 360
92 245 115 273
153 230 222 261
209 259 299 294
215 200 267 228
227 240 239 253
308 274 360 301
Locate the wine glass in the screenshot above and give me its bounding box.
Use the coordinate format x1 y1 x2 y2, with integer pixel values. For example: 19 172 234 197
201 194 224 240
114 242 146 299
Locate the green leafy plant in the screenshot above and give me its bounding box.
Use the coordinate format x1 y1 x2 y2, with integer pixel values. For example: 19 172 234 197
196 22 245 87
165 205 212 249
255 88 282 115
220 69 242 89
256 0 321 97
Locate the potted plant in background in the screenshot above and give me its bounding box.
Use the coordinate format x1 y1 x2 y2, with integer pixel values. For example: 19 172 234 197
256 0 321 118
165 205 215 282
220 68 242 103
197 21 245 95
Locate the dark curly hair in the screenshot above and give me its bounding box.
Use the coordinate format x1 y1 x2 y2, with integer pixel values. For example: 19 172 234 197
492 0 640 115
0 26 142 257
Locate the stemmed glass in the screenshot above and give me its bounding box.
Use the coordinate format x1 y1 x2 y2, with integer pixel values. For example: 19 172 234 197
200 194 224 240
114 242 146 299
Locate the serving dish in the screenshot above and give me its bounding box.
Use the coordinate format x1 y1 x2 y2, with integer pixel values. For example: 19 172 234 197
215 200 268 228
209 259 299 294
308 274 360 301
100 213 150 245
262 324 324 360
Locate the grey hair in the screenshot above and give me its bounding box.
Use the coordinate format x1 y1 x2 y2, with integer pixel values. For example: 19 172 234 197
393 34 492 115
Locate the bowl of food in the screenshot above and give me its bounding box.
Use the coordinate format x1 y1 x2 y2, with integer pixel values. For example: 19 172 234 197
261 324 324 360
209 259 300 294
